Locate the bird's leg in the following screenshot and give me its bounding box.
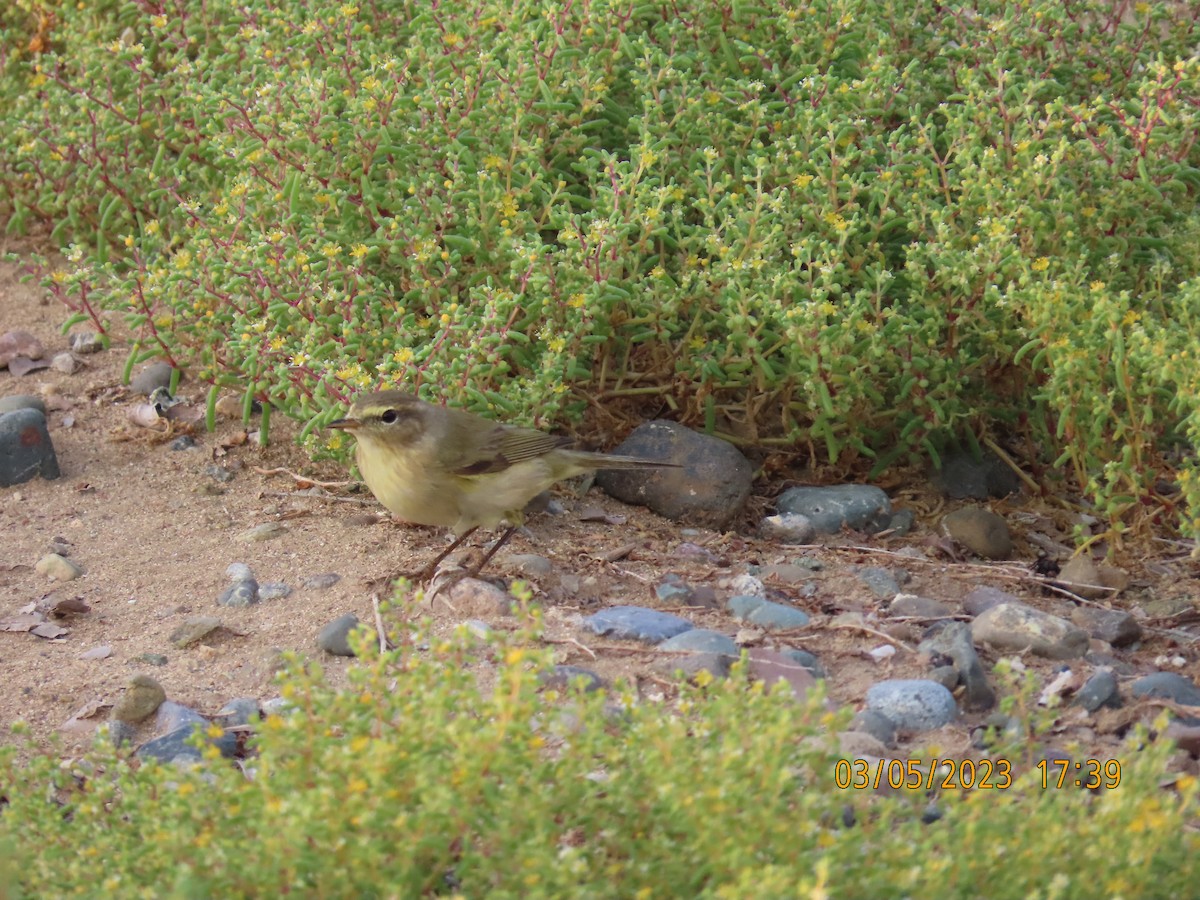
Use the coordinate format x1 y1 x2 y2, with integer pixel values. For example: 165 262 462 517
467 525 518 578
416 526 479 581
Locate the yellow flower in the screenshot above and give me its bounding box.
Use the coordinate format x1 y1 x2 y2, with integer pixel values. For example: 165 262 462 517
1032 257 1050 272
350 243 369 259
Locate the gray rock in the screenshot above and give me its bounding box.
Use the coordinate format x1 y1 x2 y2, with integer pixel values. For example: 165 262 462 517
1057 556 1129 600
155 700 206 733
1141 596 1195 619
928 665 961 691
919 621 996 710
1131 672 1200 707
35 553 83 581
0 408 60 486
962 585 1018 616
745 649 819 700
656 651 733 682
1071 607 1142 648
1077 670 1120 712
581 605 693 644
595 420 753 529
540 665 605 693
760 513 816 544
130 361 175 396
463 619 492 640
217 698 261 726
865 679 958 731
170 434 198 451
170 616 223 648
756 563 817 585
205 464 236 484
941 507 1012 559
218 579 260 608
505 553 554 577
971 603 1089 659
885 508 916 536
69 332 105 354
777 647 826 679
110 675 166 724
776 485 892 534
139 653 169 666
137 724 237 765
726 595 766 618
0 330 44 366
301 573 341 590
51 352 79 374
237 522 285 542
226 562 254 581
890 594 953 618
104 720 137 748
318 614 364 656
658 629 739 656
849 710 897 747
443 578 514 618
258 582 293 601
854 566 902 598
744 600 810 630
0 394 45 415
932 451 1020 500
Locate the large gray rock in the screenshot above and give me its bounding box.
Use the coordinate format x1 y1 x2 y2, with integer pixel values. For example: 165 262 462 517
941 507 1012 559
596 420 752 529
971 602 1089 660
865 679 958 731
919 621 995 710
775 485 891 534
0 408 60 486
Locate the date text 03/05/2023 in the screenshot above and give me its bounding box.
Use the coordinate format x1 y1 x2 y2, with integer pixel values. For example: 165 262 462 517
834 758 1123 792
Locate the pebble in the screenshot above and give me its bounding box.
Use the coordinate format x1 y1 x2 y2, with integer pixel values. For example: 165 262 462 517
443 578 513 617
850 710 897 747
302 573 341 590
890 594 953 618
130 361 175 396
504 553 554 577
1076 670 1120 712
927 665 960 691
217 579 260 607
51 352 79 374
865 679 958 731
1070 607 1142 647
759 513 817 544
35 553 83 581
941 507 1012 559
962 585 1018 616
777 648 826 679
540 665 605 693
885 508 916 536
79 645 112 661
258 582 293 601
596 420 753 529
657 629 739 656
654 576 717 609
110 675 167 724
155 700 206 733
932 451 1020 500
775 484 892 534
205 464 236 484
756 563 816 586
744 601 810 630
217 698 261 726
745 649 818 700
226 562 254 581
0 408 61 486
139 653 169 666
0 329 44 366
971 602 1089 660
317 614 363 656
170 435 198 451
919 621 996 711
1130 672 1200 707
238 522 286 542
581 605 694 644
854 566 903 598
69 331 104 354
1057 556 1129 600
0 394 45 415
656 652 733 682
727 595 766 619
169 616 223 648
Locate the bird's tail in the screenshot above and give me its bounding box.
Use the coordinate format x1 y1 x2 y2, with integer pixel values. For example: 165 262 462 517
562 450 680 471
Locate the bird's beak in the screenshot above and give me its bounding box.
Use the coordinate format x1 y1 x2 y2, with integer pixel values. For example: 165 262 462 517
328 417 360 431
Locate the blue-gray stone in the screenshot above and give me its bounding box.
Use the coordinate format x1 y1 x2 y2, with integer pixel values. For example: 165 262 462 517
595 421 753 529
136 724 237 764
318 614 363 656
865 679 958 731
0 394 45 416
778 648 826 679
155 700 206 733
540 665 605 693
658 629 739 656
655 579 695 605
170 435 197 451
918 621 995 711
855 566 902 598
217 579 259 607
1131 672 1200 707
886 508 916 536
745 601 810 630
776 485 891 534
0 408 60 486
218 698 261 726
130 361 175 396
850 709 897 747
258 582 293 601
932 451 1020 500
726 595 766 618
582 605 693 644
302 573 341 590
1077 670 1120 712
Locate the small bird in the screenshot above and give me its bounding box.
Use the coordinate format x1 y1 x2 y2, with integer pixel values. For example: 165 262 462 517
329 390 676 579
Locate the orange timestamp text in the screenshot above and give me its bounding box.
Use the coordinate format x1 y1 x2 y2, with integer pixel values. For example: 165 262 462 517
834 757 1122 791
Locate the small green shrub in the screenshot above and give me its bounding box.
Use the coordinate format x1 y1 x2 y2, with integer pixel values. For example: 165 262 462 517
0 593 1195 898
4 0 1200 543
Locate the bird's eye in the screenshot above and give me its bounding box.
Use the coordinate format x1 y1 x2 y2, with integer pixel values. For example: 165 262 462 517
380 409 399 424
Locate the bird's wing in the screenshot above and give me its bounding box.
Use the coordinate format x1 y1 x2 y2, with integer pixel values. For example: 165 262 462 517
448 420 571 477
